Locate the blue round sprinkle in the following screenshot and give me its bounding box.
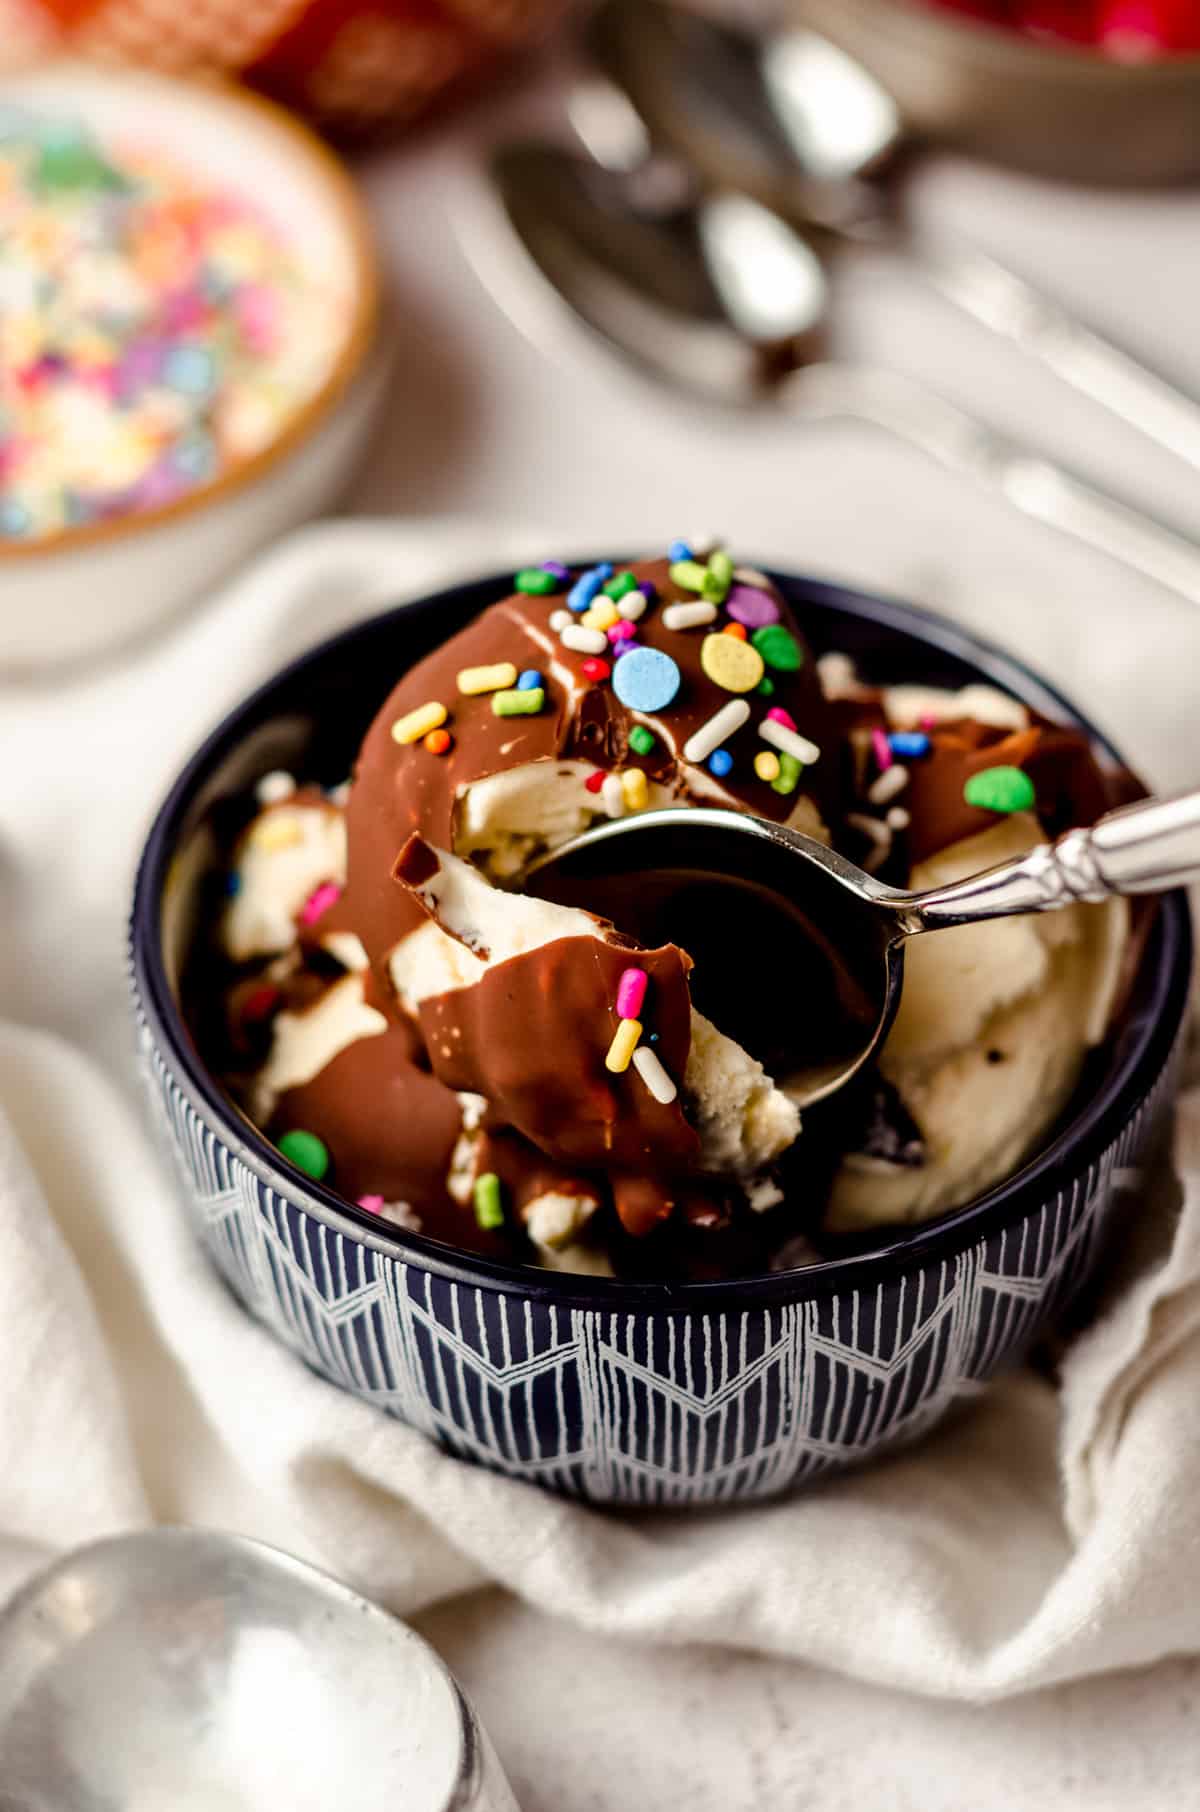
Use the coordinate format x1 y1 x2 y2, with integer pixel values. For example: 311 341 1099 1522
163 343 215 397
612 645 681 713
516 669 543 691
668 539 692 562
889 731 931 759
707 749 734 778
225 870 242 896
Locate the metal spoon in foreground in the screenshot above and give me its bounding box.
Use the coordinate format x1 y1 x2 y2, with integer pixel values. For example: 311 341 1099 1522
529 793 1200 1110
0 1529 518 1812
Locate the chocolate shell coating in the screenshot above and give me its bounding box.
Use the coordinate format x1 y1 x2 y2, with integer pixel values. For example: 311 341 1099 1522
344 558 837 990
413 933 698 1175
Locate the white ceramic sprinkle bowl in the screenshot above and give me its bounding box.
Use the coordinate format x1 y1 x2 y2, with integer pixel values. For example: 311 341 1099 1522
0 62 385 671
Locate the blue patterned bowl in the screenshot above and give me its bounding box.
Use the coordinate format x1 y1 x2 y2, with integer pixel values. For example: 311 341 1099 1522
130 568 1191 1505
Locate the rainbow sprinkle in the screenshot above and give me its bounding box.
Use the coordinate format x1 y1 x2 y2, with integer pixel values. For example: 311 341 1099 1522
0 110 346 542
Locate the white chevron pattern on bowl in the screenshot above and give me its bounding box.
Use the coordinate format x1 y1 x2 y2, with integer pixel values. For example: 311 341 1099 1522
135 1004 1171 1506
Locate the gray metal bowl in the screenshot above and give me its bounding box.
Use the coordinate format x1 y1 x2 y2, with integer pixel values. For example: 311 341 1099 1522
791 0 1200 184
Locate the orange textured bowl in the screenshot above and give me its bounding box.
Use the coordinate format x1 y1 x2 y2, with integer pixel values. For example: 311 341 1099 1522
0 0 568 133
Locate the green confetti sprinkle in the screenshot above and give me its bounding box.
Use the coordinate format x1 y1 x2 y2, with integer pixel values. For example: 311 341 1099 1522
474 1172 505 1230
277 1129 330 1182
751 625 803 672
35 139 126 194
628 725 656 756
963 766 1036 815
515 567 558 595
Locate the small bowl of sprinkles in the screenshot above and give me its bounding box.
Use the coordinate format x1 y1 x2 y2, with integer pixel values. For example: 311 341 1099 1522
0 62 383 669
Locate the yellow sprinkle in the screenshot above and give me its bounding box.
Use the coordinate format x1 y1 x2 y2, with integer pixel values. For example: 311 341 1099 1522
605 1018 643 1074
391 702 447 745
250 814 303 853
700 632 765 694
581 600 620 632
457 663 518 696
754 750 781 783
621 766 649 811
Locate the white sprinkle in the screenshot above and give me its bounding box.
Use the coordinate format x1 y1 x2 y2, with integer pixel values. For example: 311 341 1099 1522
683 699 750 764
633 1044 677 1104
733 565 772 588
549 608 572 632
689 530 721 558
663 600 718 631
816 652 860 700
601 773 626 818
887 806 911 830
256 769 295 806
561 624 608 655
868 763 909 807
617 592 647 621
327 781 351 808
759 718 821 766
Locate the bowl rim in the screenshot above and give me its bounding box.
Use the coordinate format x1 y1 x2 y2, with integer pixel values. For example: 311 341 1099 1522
859 0 1200 76
0 62 380 567
130 563 1193 1311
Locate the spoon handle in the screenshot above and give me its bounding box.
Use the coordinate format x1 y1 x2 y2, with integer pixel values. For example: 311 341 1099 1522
790 365 1200 610
901 789 1200 934
917 241 1200 478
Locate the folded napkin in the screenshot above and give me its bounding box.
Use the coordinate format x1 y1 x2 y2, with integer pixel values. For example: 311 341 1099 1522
1 519 1197 1701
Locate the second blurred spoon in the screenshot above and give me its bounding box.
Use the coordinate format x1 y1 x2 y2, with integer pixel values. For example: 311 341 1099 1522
486 138 1200 608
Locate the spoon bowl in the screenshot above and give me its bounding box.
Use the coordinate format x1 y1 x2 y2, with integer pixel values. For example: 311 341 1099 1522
529 806 903 1108
530 790 1200 1107
0 1529 516 1812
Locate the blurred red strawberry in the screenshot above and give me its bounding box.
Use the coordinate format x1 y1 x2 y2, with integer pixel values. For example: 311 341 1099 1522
1096 0 1200 52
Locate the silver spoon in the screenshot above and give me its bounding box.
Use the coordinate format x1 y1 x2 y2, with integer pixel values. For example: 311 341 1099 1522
484 139 1200 609
588 0 1200 478
530 792 1200 1109
0 1529 518 1812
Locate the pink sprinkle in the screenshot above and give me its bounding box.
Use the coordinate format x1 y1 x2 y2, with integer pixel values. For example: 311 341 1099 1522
607 620 637 643
871 727 892 772
766 706 797 732
616 967 649 1020
357 1195 384 1213
300 880 342 927
919 713 937 732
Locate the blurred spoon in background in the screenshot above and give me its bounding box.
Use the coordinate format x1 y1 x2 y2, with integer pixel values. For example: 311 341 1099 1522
588 0 1200 478
484 134 1200 607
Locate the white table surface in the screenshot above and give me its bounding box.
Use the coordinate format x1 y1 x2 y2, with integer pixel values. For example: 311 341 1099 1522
347 61 1200 1807
10 44 1200 1808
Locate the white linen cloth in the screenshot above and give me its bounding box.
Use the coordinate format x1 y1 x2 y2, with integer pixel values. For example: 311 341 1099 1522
1 516 1198 1703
